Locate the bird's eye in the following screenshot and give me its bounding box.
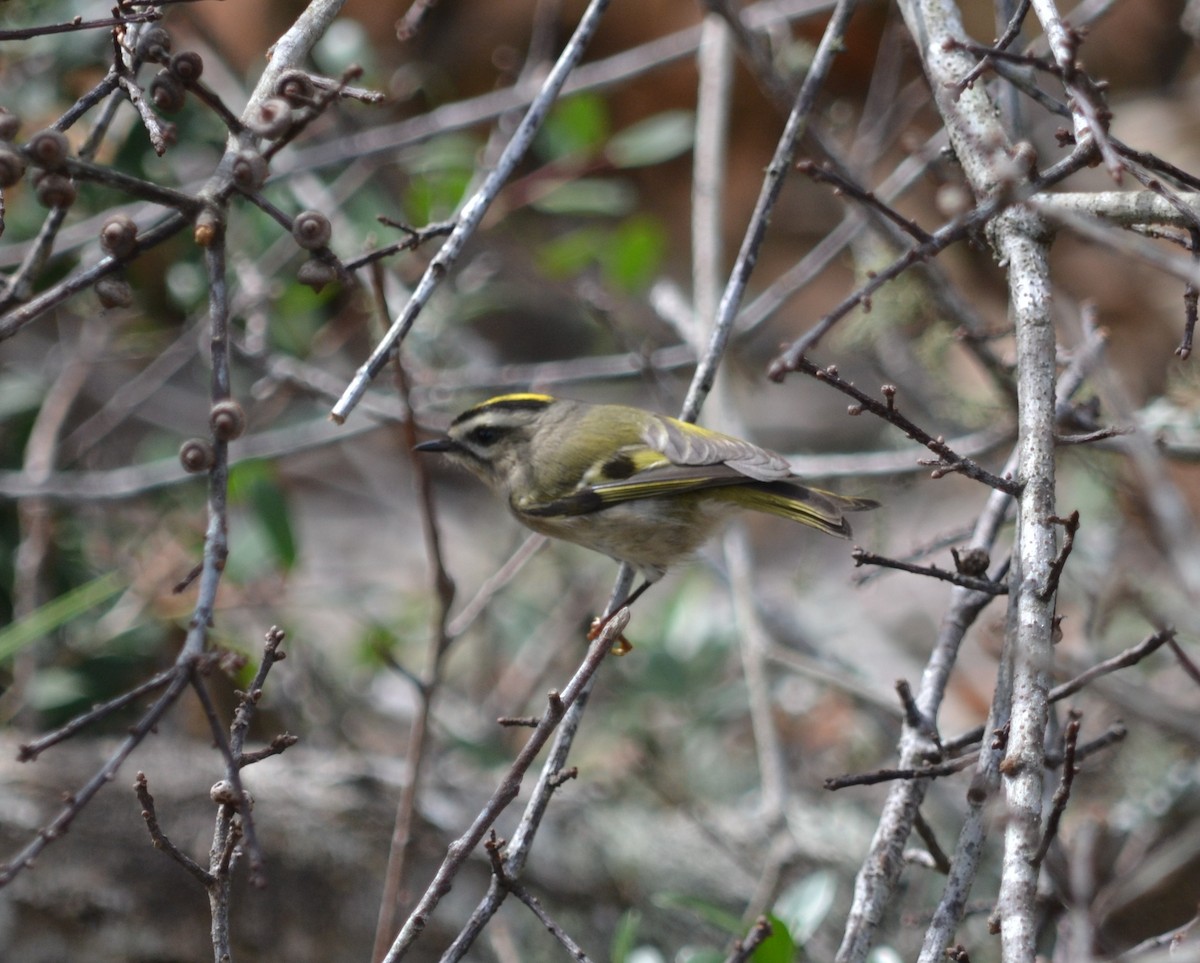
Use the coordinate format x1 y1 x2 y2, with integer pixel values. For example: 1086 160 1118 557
468 425 501 447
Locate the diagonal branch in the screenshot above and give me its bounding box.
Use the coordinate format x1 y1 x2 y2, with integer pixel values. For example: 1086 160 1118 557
330 0 614 423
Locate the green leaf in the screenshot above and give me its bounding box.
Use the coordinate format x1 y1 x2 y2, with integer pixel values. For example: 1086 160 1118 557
0 370 46 422
774 870 837 945
536 226 607 278
531 177 638 216
537 92 610 161
603 215 667 292
0 571 125 663
752 915 797 963
271 284 330 356
610 909 642 963
653 892 743 934
404 168 471 223
229 460 297 571
676 950 725 963
402 133 478 221
28 666 91 713
606 110 695 168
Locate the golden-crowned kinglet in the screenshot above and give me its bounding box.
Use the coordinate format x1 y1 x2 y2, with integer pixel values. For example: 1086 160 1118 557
415 393 878 604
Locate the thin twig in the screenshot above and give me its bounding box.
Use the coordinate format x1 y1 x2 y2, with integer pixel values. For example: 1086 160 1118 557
768 148 1094 373
380 609 626 962
484 833 597 963
134 772 214 886
17 664 186 761
1038 510 1079 600
795 360 1021 494
1031 711 1080 868
371 271 459 962
799 159 933 243
331 0 615 423
681 0 861 420
230 627 289 762
724 917 774 963
1167 637 1200 688
0 10 161 41
1029 0 1122 178
0 665 193 886
1048 628 1175 703
191 664 266 886
824 754 979 791
912 810 953 875
853 549 1008 595
1047 722 1125 767
952 0 1032 92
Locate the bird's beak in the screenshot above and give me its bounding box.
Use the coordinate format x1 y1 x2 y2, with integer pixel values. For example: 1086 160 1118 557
414 437 455 453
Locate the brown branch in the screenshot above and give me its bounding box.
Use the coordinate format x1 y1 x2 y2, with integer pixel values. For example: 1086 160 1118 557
799 160 933 243
0 662 194 887
237 734 299 767
344 218 456 271
794 361 1021 494
824 753 978 791
1047 722 1126 768
895 679 930 736
951 0 1032 93
1032 712 1081 868
724 917 774 963
370 260 459 962
1168 636 1200 688
854 548 1009 595
1049 628 1176 703
912 809 953 875
0 10 161 41
498 716 541 728
485 833 597 963
230 626 289 763
1055 426 1129 445
381 609 626 959
135 771 214 887
17 663 187 761
766 144 1096 368
1038 510 1080 601
189 670 266 887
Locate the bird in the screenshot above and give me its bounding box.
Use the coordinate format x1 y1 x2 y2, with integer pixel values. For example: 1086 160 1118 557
414 393 878 618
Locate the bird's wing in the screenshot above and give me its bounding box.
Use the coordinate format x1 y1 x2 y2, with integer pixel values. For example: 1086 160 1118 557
518 449 753 517
643 415 795 482
516 414 797 518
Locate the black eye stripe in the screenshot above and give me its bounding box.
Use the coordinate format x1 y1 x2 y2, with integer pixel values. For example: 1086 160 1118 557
467 424 506 446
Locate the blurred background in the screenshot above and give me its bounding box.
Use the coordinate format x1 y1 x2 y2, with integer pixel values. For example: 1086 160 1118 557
1 1 1199 960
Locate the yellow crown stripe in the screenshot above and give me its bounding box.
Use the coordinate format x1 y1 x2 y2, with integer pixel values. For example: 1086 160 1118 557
483 393 555 406
452 392 555 426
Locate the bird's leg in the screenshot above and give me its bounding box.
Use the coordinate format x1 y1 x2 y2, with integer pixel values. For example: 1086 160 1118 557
587 578 653 653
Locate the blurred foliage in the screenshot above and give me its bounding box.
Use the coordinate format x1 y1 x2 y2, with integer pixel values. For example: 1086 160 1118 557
1 1 1199 961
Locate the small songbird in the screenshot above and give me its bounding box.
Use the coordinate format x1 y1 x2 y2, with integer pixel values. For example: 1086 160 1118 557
415 393 878 610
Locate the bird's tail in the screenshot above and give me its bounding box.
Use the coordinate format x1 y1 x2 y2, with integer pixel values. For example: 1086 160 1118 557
713 483 879 538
